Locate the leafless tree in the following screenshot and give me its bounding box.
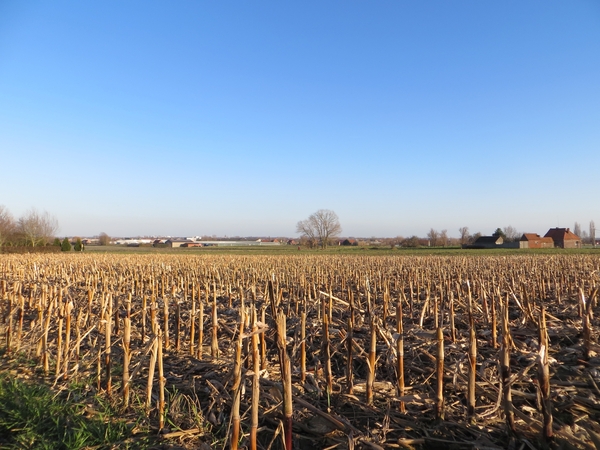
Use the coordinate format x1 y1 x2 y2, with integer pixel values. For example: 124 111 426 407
427 229 439 247
0 205 16 247
470 232 482 243
296 209 342 249
99 232 111 246
590 221 596 247
18 209 59 247
459 227 469 246
388 236 403 248
574 222 582 238
439 229 448 247
502 225 520 242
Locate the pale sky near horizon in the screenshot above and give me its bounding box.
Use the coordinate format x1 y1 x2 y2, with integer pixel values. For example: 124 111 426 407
1 1 599 238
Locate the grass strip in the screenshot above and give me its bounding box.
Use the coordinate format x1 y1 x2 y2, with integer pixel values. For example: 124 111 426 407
0 373 137 449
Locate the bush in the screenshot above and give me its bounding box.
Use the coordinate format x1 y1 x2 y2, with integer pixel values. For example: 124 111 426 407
74 237 83 252
61 238 71 252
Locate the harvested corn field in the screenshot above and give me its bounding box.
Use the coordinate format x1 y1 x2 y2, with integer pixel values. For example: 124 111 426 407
1 253 600 449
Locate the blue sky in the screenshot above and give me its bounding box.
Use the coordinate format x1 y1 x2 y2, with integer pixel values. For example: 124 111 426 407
1 1 599 238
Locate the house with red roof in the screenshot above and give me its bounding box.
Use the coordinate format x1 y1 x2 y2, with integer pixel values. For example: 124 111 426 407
543 228 582 248
519 233 555 249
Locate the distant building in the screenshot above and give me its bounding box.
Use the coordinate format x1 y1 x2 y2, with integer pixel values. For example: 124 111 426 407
469 235 504 249
544 228 582 249
340 238 358 246
165 239 192 248
519 233 554 249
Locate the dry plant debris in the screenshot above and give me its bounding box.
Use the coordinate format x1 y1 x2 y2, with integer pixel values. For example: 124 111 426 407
0 253 599 449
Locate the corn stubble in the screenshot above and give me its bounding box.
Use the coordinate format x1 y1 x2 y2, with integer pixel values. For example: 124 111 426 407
0 253 599 449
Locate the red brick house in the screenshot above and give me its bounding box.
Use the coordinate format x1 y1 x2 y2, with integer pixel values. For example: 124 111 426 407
519 233 554 249
543 228 582 249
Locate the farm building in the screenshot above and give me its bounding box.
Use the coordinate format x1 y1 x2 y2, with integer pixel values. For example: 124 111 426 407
165 239 193 248
340 238 358 246
181 242 203 247
469 235 504 249
519 233 554 249
544 228 582 248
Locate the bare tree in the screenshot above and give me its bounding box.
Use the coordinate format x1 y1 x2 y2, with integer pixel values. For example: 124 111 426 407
574 222 582 238
590 220 596 247
439 229 448 247
18 209 59 247
470 231 482 243
0 205 16 247
502 225 520 242
459 227 469 246
99 232 111 246
296 209 342 249
427 229 439 247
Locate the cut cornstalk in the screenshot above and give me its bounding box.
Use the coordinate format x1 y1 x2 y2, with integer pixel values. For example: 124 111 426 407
211 282 219 358
366 315 376 406
146 335 158 413
158 328 165 431
396 296 405 412
189 291 196 356
230 289 245 450
300 310 306 383
467 315 477 422
346 316 354 395
122 304 131 409
538 306 552 442
197 295 204 360
467 283 476 422
105 299 112 396
163 295 169 350
435 327 444 420
501 297 515 434
322 297 333 397
277 312 293 450
63 301 73 380
250 311 260 450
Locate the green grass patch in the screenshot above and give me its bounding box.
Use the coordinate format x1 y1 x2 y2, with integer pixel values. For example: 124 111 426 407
0 373 143 449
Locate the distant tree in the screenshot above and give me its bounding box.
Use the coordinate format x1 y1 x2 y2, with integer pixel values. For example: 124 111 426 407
469 232 482 243
388 236 403 248
0 205 16 247
98 232 111 246
459 227 469 246
296 209 342 249
400 236 420 248
590 221 596 247
18 209 58 247
574 222 582 238
53 237 61 246
581 230 589 243
492 228 506 240
427 229 439 247
502 225 520 242
439 229 448 247
61 237 71 252
74 237 83 252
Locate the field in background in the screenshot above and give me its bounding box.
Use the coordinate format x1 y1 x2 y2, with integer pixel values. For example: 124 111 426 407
84 244 600 256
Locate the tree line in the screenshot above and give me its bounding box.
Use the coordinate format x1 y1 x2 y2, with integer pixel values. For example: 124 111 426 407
0 206 59 247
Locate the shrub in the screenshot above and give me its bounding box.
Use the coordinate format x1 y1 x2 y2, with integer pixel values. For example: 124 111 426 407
61 238 71 252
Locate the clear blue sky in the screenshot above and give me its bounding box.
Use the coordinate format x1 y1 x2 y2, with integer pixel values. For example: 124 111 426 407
1 1 599 238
